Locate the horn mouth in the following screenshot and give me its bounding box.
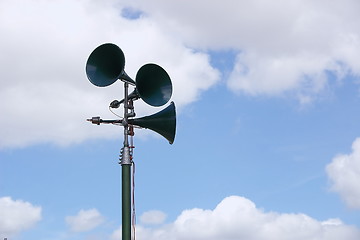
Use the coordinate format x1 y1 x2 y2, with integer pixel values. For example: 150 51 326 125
86 43 126 87
136 63 172 107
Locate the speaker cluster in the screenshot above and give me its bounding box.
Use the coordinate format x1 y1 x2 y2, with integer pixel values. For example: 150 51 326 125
85 43 176 144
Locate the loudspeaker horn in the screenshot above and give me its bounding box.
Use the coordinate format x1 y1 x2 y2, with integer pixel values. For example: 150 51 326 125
135 63 172 107
128 102 176 144
85 43 135 87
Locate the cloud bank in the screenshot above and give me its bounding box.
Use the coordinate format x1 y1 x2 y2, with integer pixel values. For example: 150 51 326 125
0 196 42 239
326 138 360 209
0 0 219 149
1 0 360 149
131 0 360 96
111 196 360 240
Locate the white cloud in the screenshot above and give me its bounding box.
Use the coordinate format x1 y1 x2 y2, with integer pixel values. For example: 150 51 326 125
128 0 360 97
0 0 219 149
326 138 360 209
0 196 42 239
110 196 360 240
140 210 167 225
2 0 360 149
66 208 104 232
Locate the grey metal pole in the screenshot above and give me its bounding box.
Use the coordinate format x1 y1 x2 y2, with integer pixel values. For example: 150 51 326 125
121 82 132 240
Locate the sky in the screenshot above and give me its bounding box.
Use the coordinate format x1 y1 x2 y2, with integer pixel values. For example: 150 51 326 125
1 0 360 239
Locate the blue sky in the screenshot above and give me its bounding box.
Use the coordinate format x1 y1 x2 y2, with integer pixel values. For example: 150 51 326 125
1 0 360 239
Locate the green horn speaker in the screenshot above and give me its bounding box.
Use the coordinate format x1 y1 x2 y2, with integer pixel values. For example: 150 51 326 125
128 102 176 144
86 43 134 87
136 63 172 107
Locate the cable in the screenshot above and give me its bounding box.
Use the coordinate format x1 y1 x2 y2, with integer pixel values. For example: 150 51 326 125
130 134 136 240
132 160 136 240
109 106 123 118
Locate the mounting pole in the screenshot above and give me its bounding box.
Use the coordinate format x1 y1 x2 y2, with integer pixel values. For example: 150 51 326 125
121 81 132 240
85 43 176 240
